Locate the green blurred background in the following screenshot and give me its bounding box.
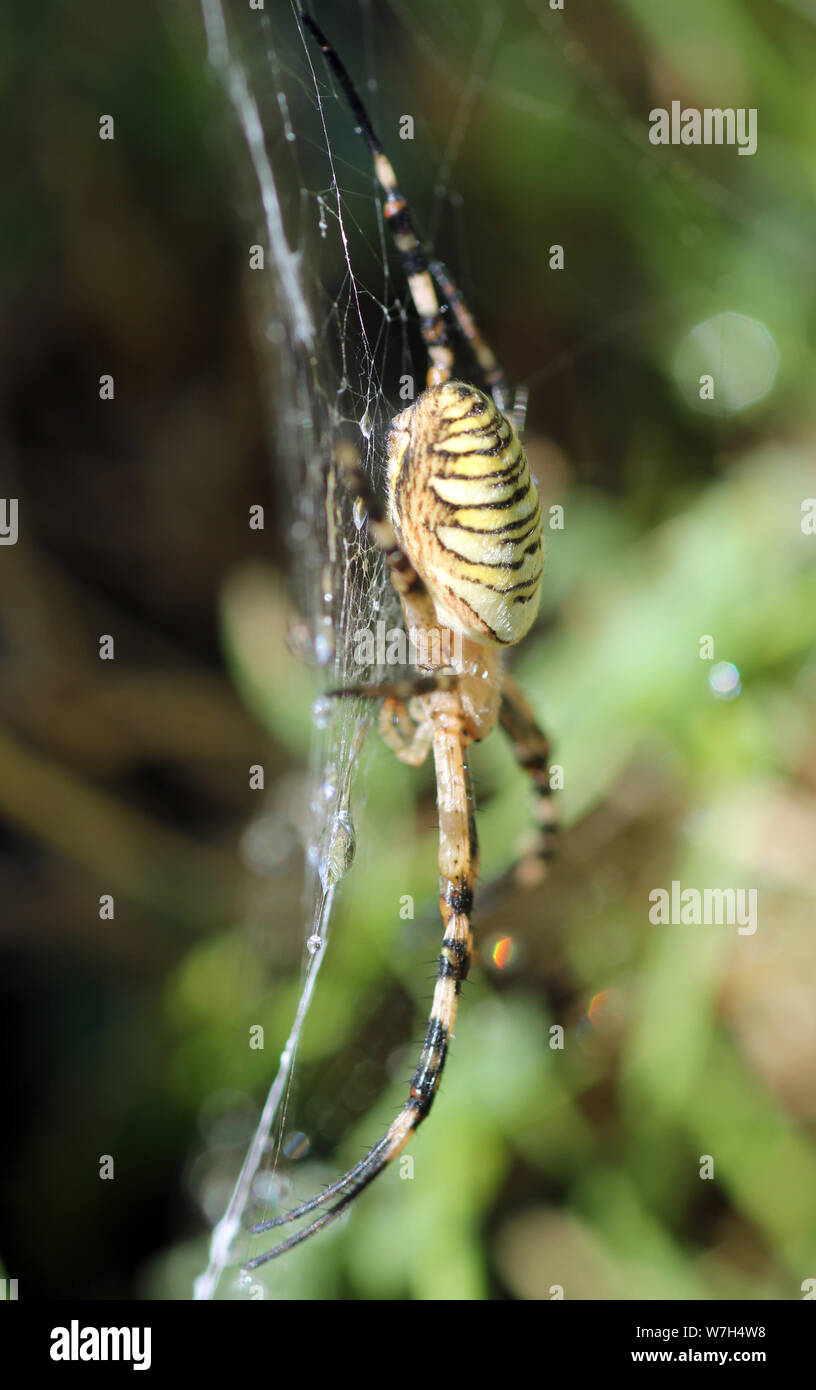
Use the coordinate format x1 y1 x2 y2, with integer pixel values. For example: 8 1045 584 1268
1 0 815 1300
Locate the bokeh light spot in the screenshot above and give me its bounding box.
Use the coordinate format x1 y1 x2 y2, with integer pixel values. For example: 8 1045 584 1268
491 936 516 971
587 990 610 1027
709 660 742 700
674 311 779 416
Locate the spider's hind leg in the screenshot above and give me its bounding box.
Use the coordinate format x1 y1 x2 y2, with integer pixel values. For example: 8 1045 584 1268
499 672 557 887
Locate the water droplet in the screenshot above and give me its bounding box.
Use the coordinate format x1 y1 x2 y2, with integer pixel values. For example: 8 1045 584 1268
359 407 373 439
252 1170 290 1205
306 933 323 955
312 696 333 729
236 1269 253 1289
314 631 334 665
709 661 741 700
319 809 356 889
353 497 367 531
321 766 338 802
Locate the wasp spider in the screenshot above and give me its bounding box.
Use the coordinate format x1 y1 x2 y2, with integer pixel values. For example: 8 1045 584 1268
244 11 556 1268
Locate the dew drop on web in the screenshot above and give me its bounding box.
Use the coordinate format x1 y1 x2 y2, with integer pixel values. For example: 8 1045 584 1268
311 695 333 729
314 630 334 665
319 807 357 889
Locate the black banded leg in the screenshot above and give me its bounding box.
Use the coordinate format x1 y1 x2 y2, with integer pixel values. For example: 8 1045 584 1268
411 708 478 1111
499 672 557 887
243 696 477 1270
429 259 511 413
334 441 438 634
301 11 454 389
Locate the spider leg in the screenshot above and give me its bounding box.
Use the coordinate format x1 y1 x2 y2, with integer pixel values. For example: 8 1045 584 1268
321 682 439 767
509 383 529 436
322 675 454 765
247 1134 391 1241
379 695 434 767
326 674 455 702
335 440 437 632
428 259 511 414
244 693 476 1268
333 438 458 760
498 672 557 887
301 11 454 389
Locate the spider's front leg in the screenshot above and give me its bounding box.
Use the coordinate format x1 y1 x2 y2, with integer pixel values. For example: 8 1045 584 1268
243 688 477 1269
421 690 478 1095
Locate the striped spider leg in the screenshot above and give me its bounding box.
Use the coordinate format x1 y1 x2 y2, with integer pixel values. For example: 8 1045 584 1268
429 260 530 437
242 15 554 1269
428 260 512 415
499 673 557 888
245 422 488 1267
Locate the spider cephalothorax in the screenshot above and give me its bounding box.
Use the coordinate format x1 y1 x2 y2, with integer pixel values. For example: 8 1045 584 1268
243 12 555 1270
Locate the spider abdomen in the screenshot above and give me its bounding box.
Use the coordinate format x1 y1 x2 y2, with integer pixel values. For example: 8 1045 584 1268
387 382 544 645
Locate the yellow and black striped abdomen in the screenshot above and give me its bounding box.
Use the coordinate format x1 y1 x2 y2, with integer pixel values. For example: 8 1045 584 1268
387 382 544 645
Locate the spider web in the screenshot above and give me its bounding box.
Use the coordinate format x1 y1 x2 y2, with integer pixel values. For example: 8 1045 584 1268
192 0 532 1299
193 0 435 1300
190 0 780 1299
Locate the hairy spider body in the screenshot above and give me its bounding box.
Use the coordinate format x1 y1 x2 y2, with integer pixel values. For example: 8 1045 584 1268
243 14 555 1269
